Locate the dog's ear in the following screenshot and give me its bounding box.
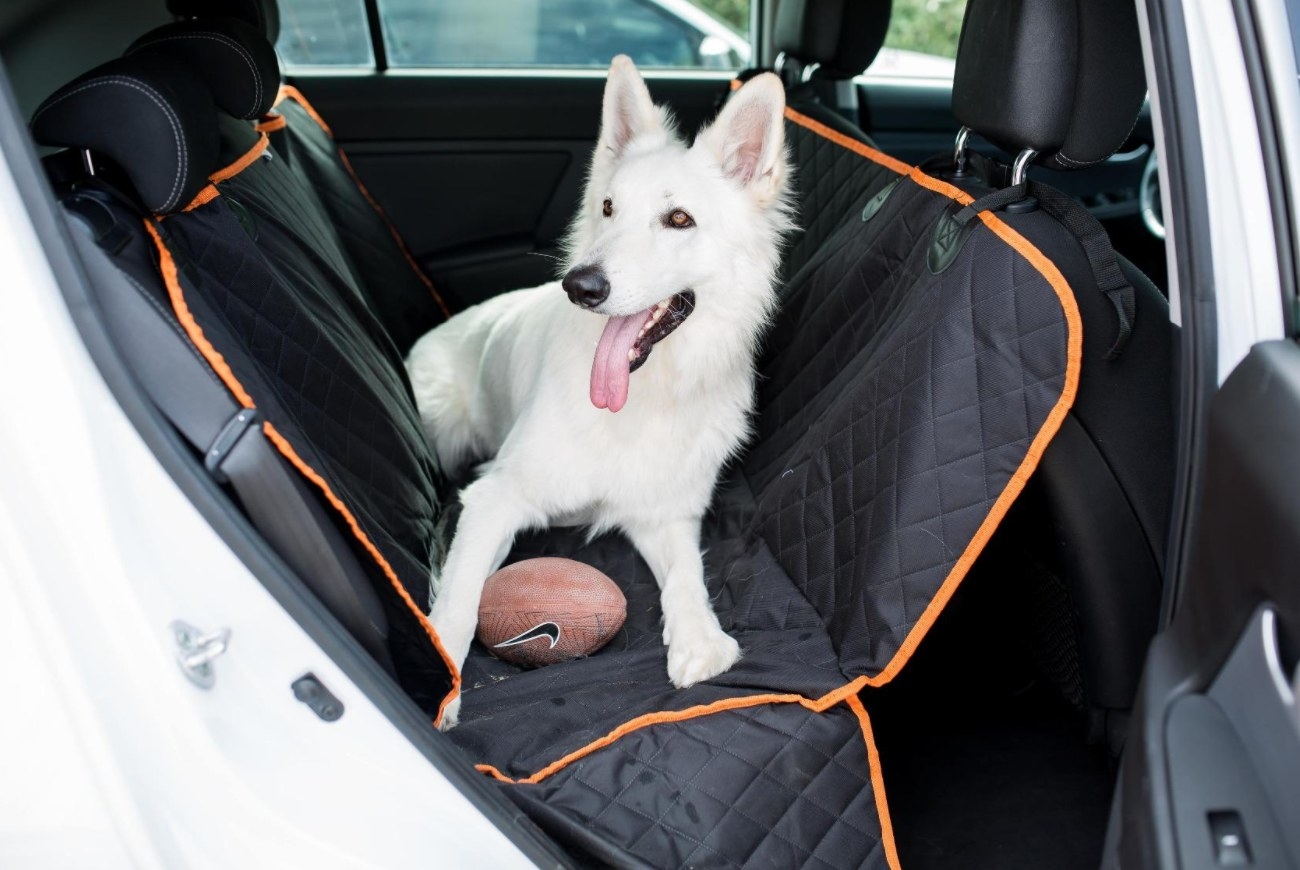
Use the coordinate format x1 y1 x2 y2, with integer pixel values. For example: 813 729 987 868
598 55 663 160
696 73 787 203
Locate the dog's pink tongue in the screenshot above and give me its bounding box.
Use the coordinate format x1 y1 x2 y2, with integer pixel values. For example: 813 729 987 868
590 311 647 412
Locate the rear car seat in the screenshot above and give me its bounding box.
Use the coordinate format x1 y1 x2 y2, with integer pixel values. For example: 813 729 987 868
28 0 1172 865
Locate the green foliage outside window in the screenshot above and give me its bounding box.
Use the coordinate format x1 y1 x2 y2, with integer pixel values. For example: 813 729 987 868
694 0 748 33
884 0 967 59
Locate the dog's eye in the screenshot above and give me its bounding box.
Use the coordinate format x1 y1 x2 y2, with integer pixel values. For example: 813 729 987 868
602 198 613 217
665 209 695 229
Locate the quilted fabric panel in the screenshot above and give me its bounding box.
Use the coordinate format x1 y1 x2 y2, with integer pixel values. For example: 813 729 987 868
451 478 849 774
746 179 1072 675
275 98 446 352
502 702 892 870
780 106 901 281
445 119 1073 866
158 178 453 710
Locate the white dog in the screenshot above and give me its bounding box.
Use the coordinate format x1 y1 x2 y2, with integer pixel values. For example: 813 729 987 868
407 57 791 728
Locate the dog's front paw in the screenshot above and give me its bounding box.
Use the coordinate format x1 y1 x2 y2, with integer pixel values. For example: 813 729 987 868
437 695 461 731
666 625 741 687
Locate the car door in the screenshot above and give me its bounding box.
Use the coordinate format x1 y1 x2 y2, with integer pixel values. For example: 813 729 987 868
1109 340 1300 869
1105 0 1300 865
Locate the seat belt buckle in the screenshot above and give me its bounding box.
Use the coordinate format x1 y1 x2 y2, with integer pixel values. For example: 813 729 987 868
205 408 259 484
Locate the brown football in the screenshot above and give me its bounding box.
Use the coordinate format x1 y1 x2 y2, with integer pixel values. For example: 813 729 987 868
476 557 627 667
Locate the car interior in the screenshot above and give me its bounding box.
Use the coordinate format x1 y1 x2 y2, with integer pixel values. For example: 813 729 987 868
1 0 1181 866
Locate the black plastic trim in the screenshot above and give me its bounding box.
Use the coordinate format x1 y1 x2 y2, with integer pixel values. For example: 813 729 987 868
1143 0 1216 628
362 0 387 72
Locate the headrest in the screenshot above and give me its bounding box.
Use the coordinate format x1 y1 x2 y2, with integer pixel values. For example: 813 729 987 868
952 0 1145 170
127 18 280 119
167 0 280 43
774 0 892 80
31 54 218 214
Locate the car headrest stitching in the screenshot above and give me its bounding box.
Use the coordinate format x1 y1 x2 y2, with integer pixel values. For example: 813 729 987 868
131 32 263 119
33 76 187 212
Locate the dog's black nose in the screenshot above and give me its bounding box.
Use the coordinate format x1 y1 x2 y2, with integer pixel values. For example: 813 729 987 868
562 266 610 309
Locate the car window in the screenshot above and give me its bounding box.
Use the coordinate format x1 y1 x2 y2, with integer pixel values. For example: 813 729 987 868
278 0 375 67
276 0 751 71
867 0 966 80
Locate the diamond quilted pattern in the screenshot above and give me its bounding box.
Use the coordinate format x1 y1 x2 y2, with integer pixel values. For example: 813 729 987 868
160 143 454 709
452 478 848 774
746 180 1070 674
447 122 1075 866
275 98 445 352
507 703 891 869
782 120 898 280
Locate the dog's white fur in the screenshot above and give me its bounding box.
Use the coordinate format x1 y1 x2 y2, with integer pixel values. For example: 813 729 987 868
407 57 791 728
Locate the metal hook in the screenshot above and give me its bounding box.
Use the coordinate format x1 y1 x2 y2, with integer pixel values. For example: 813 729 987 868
953 126 971 174
1011 148 1038 187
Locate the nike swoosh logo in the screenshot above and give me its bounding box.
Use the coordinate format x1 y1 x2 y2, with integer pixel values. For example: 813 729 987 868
494 621 561 650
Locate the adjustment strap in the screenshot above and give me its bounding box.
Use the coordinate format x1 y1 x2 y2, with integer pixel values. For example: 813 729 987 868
922 149 1137 359
952 183 1028 227
1028 181 1136 359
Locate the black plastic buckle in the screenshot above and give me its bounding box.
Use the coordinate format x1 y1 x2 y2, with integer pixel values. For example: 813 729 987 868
204 408 259 484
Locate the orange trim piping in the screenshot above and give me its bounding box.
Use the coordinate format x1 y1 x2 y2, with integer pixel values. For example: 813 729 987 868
143 219 462 726
211 133 269 185
847 694 902 870
726 80 913 177
181 184 220 213
783 106 913 177
279 84 450 319
854 175 1082 689
144 220 255 406
475 693 818 784
176 134 270 213
476 678 873 786
256 112 287 133
278 84 332 136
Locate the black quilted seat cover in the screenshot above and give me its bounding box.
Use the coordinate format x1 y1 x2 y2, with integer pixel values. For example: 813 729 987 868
261 87 448 353
148 122 457 714
116 89 1080 865
779 106 911 280
445 106 1081 868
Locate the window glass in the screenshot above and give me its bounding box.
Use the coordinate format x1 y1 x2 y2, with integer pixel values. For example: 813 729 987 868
277 0 375 68
868 0 966 80
377 0 751 69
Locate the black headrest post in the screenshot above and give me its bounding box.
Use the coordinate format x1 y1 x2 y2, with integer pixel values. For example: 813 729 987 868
31 53 219 214
771 0 891 121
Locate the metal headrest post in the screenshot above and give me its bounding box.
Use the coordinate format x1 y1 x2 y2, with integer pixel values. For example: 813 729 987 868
1011 148 1038 187
952 126 972 178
